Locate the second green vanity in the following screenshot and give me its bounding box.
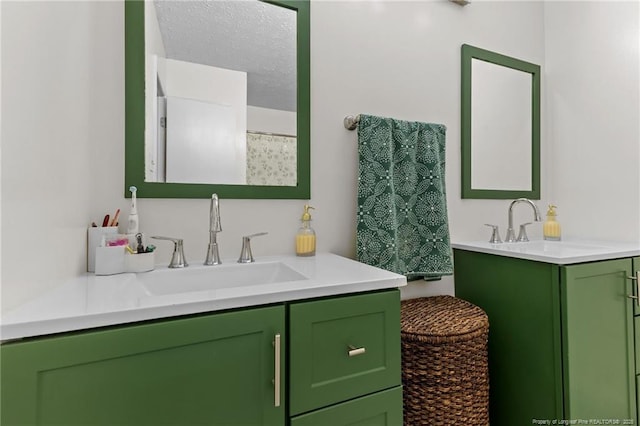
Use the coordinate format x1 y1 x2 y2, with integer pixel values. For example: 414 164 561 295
453 241 640 425
1 289 402 425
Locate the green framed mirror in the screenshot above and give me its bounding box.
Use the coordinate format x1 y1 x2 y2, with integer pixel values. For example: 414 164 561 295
461 44 540 199
125 0 310 199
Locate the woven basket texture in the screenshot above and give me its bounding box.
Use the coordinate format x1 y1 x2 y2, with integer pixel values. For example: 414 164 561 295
401 295 489 426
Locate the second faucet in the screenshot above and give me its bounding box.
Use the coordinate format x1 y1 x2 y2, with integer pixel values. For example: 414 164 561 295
505 198 542 243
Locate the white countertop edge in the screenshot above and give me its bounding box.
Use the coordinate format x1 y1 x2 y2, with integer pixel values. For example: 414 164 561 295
1 253 407 342
452 240 640 265
0 280 403 342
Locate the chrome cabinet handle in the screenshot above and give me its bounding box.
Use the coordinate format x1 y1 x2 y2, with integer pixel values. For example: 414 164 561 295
628 272 640 306
348 345 366 357
273 334 281 407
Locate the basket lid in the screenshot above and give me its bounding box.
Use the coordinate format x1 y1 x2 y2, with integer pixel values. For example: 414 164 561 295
401 295 488 342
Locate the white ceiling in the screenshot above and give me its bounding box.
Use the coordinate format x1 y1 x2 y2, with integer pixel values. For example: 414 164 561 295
153 0 297 112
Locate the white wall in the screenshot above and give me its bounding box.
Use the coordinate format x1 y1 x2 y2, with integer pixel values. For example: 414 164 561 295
0 1 3 311
545 2 640 242
1 1 637 313
2 1 124 311
310 0 547 298
247 106 297 136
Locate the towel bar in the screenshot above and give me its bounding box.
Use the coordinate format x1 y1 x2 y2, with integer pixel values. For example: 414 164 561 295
343 115 360 130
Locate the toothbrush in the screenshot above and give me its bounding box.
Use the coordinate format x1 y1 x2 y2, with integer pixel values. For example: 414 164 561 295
109 209 120 227
127 186 139 234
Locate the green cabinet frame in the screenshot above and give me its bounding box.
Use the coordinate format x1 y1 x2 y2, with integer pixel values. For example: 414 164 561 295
461 44 541 200
124 0 311 199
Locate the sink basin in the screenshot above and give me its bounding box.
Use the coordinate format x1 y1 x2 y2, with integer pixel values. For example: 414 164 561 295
139 261 308 296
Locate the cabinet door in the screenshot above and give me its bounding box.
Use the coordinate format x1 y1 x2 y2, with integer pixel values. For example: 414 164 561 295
289 290 401 415
453 249 564 424
290 386 403 426
562 259 636 421
1 306 285 426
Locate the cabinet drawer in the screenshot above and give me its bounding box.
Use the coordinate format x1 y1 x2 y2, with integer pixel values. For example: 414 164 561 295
289 290 401 415
290 386 403 426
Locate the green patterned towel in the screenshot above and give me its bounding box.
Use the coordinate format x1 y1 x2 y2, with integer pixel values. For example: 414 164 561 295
356 114 453 279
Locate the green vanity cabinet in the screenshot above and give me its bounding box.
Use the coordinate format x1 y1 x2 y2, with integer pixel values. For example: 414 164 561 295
1 289 402 425
454 250 639 425
1 305 286 426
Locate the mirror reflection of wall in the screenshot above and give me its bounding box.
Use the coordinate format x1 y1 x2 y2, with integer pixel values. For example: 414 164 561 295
471 58 532 191
144 0 297 186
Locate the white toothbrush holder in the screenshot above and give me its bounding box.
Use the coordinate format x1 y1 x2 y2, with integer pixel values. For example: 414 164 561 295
94 246 126 275
125 252 155 273
94 248 155 275
87 227 118 272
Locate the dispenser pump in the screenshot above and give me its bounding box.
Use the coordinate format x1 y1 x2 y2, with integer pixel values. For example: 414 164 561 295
543 204 561 241
301 204 314 221
296 204 316 257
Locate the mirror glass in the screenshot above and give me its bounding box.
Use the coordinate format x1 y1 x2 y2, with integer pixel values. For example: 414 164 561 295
461 44 540 199
125 0 310 199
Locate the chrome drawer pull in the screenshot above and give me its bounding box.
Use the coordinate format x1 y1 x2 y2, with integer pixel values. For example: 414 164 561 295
627 272 640 307
273 334 281 407
348 345 366 357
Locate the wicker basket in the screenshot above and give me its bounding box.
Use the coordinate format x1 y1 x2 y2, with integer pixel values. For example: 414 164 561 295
401 295 489 426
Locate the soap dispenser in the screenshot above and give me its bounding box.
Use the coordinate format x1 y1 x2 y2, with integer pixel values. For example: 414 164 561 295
543 205 561 241
296 205 316 257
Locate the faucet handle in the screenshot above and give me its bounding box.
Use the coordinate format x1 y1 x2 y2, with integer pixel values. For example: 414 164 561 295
484 224 502 244
210 193 222 233
151 236 188 268
237 232 268 263
516 222 533 242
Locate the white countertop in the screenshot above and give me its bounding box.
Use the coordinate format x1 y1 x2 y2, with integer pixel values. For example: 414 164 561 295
452 239 640 265
1 253 407 341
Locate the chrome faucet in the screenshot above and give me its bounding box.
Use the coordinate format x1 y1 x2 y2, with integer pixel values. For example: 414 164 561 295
505 198 542 243
151 236 188 268
204 193 222 265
